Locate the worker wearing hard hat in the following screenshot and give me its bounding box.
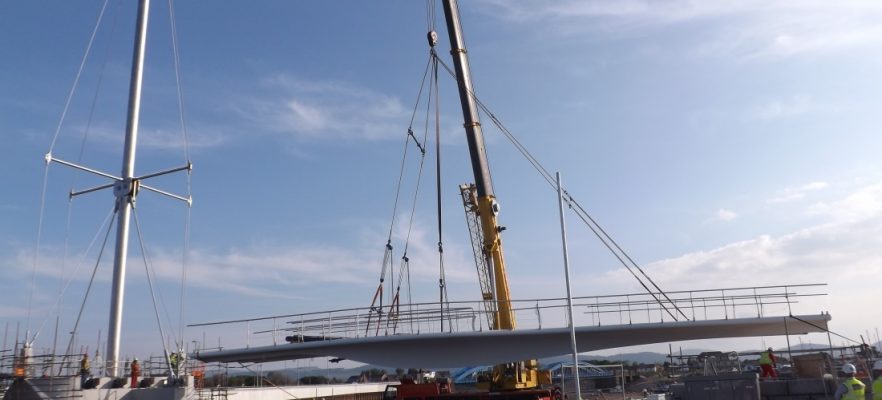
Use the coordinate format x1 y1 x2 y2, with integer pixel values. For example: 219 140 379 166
872 360 882 400
759 347 778 379
835 363 866 400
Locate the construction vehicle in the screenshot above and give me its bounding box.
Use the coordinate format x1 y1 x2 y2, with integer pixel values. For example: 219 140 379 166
440 0 550 393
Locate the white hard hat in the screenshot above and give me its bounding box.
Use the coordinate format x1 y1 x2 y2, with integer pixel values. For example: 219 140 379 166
842 363 857 374
133 358 138 362
873 360 882 371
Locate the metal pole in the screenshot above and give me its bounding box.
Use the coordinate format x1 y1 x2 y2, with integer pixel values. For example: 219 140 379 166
784 317 793 365
2 322 8 375
557 172 582 400
51 316 59 382
107 0 150 377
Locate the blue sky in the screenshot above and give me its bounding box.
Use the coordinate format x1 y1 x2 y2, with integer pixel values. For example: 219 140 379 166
2 0 882 363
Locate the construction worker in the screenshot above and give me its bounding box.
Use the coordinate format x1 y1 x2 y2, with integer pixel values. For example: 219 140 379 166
759 347 778 379
872 360 882 400
79 354 90 388
835 364 865 400
169 352 180 376
130 358 141 388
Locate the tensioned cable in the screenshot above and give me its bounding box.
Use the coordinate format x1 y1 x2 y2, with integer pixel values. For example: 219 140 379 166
374 31 434 320
167 0 191 163
58 209 117 375
394 56 436 333
365 56 432 333
33 208 116 343
48 0 111 153
52 0 122 345
432 56 451 332
433 57 689 321
167 0 192 353
788 315 862 346
132 209 176 360
435 57 687 320
426 0 436 32
384 57 432 247
29 0 112 342
132 207 181 350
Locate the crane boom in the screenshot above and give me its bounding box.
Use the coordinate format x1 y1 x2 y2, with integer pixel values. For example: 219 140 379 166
440 0 515 332
441 0 545 391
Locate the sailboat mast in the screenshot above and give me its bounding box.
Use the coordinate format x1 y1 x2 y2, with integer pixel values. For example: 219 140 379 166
107 0 150 378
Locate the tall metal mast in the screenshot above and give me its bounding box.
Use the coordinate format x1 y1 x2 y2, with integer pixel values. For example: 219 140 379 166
43 0 190 378
441 0 515 331
107 0 150 377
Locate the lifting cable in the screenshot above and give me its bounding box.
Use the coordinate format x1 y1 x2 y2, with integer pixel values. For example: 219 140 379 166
431 50 452 332
433 57 689 321
387 62 434 334
425 0 452 333
366 56 432 335
370 2 440 335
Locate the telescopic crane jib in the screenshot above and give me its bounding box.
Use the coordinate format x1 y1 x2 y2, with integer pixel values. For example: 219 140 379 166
440 0 546 391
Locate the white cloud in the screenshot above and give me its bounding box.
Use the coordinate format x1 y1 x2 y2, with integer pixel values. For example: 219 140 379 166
6 219 478 310
478 0 882 60
767 181 829 203
806 183 882 222
63 123 228 153
245 75 411 142
708 208 738 222
750 95 816 120
584 182 882 340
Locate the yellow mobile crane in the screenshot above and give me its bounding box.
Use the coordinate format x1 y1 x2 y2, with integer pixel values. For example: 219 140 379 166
441 0 548 391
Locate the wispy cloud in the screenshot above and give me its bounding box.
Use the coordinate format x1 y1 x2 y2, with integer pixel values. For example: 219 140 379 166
749 95 817 121
767 181 829 203
706 208 738 223
7 220 477 307
62 123 229 153
243 75 411 142
478 0 882 61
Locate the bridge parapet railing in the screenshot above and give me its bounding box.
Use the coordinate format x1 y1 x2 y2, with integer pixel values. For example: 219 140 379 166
186 283 826 353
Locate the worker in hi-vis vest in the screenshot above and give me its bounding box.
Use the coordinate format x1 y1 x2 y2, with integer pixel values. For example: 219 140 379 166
759 347 778 379
835 364 866 400
79 354 90 388
872 360 882 400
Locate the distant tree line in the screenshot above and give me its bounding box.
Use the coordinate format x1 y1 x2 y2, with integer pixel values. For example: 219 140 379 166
202 368 395 388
